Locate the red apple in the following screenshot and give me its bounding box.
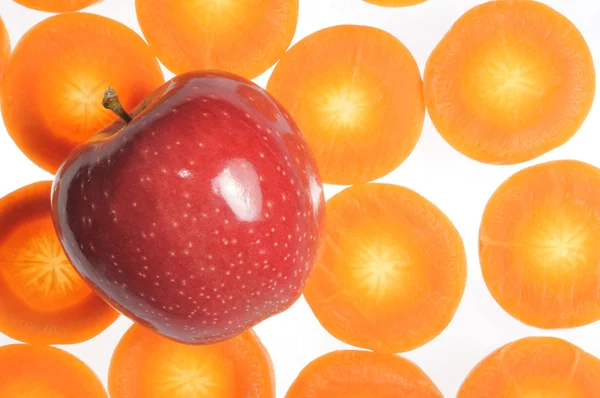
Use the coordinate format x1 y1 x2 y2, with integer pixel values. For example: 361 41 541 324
51 71 326 344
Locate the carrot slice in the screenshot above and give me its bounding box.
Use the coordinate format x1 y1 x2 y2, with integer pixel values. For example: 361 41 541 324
0 12 164 174
136 0 298 79
480 160 600 328
458 337 600 397
286 350 442 398
11 0 101 12
0 181 119 344
109 324 275 398
0 344 107 397
424 0 595 165
362 0 428 6
304 183 466 353
267 25 425 185
0 17 9 81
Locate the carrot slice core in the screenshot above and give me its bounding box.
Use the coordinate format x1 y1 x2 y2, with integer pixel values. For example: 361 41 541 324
109 324 275 398
0 181 118 344
267 25 424 185
135 0 298 79
424 0 595 164
480 160 600 328
1 12 164 174
304 183 466 353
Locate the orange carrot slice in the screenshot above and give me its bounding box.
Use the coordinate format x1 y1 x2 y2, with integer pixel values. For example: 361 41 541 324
286 350 442 398
11 0 101 12
0 17 9 81
136 0 298 79
1 12 164 174
0 344 107 397
480 160 600 328
424 0 595 165
458 337 600 397
0 181 119 344
109 324 275 398
304 183 466 353
362 0 428 6
267 25 425 185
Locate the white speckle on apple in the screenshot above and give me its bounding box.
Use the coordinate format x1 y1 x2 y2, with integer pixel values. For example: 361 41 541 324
177 169 192 179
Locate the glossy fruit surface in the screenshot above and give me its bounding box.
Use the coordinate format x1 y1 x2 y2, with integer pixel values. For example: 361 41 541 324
52 71 326 344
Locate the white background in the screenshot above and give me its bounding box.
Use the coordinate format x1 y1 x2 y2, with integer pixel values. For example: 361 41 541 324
1 0 600 397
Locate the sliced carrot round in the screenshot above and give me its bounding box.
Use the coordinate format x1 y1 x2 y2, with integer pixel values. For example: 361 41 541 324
1 12 164 174
11 0 101 12
136 0 298 79
480 160 600 328
109 324 275 398
0 17 9 81
0 344 107 397
286 350 442 398
362 0 428 6
304 183 466 353
0 181 119 344
424 0 595 165
267 25 425 185
458 337 600 397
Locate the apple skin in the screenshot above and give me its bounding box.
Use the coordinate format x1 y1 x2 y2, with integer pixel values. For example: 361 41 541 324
51 71 326 344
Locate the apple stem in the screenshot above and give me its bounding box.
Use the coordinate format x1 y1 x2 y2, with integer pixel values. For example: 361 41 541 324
102 87 132 123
